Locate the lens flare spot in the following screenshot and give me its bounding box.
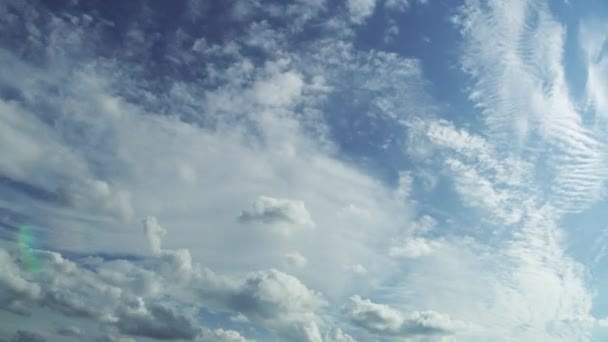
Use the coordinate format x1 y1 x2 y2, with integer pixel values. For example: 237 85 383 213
18 225 40 273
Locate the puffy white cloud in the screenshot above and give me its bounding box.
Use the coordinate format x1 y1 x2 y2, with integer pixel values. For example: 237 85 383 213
346 295 403 334
225 269 325 320
143 216 167 255
187 266 327 341
239 196 315 232
0 244 259 342
199 328 249 342
346 295 467 337
0 249 41 309
114 299 201 340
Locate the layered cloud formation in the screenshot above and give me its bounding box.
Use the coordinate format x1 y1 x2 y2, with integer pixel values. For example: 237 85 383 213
1 0 608 341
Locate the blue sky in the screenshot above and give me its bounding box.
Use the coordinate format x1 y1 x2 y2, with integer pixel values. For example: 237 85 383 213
1 0 608 341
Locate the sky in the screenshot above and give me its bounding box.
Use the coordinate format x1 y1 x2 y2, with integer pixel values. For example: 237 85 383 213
1 0 608 341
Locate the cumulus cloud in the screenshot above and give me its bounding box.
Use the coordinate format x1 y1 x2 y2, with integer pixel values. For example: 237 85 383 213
0 243 258 342
114 299 201 340
0 249 41 310
218 269 326 322
143 216 167 255
178 265 327 341
199 328 249 342
239 196 315 231
0 211 327 342
346 295 466 337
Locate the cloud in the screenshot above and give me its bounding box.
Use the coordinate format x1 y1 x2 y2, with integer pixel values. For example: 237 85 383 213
239 196 315 231
389 237 440 258
0 211 329 342
114 299 201 340
0 249 41 311
0 242 259 342
346 0 376 24
42 288 98 318
346 295 466 337
143 216 167 255
56 326 82 337
199 328 249 342
325 328 356 342
10 330 47 342
345 264 368 276
384 0 429 12
213 268 326 322
250 70 304 107
2 0 604 341
148 262 326 341
458 0 608 214
285 252 308 268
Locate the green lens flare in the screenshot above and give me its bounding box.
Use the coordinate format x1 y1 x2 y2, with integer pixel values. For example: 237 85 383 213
18 225 40 273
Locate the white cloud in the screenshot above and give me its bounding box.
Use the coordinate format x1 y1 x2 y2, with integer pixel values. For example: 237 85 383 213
458 0 608 214
285 252 308 268
250 70 304 107
385 0 410 11
345 264 368 276
143 216 167 255
200 328 249 342
579 21 608 122
325 327 356 342
346 0 376 24
346 295 467 337
114 299 201 340
0 249 42 311
2 0 604 341
239 196 315 233
389 237 439 258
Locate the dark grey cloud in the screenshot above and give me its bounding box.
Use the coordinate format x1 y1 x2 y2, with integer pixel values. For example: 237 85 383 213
56 326 82 337
10 330 46 342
